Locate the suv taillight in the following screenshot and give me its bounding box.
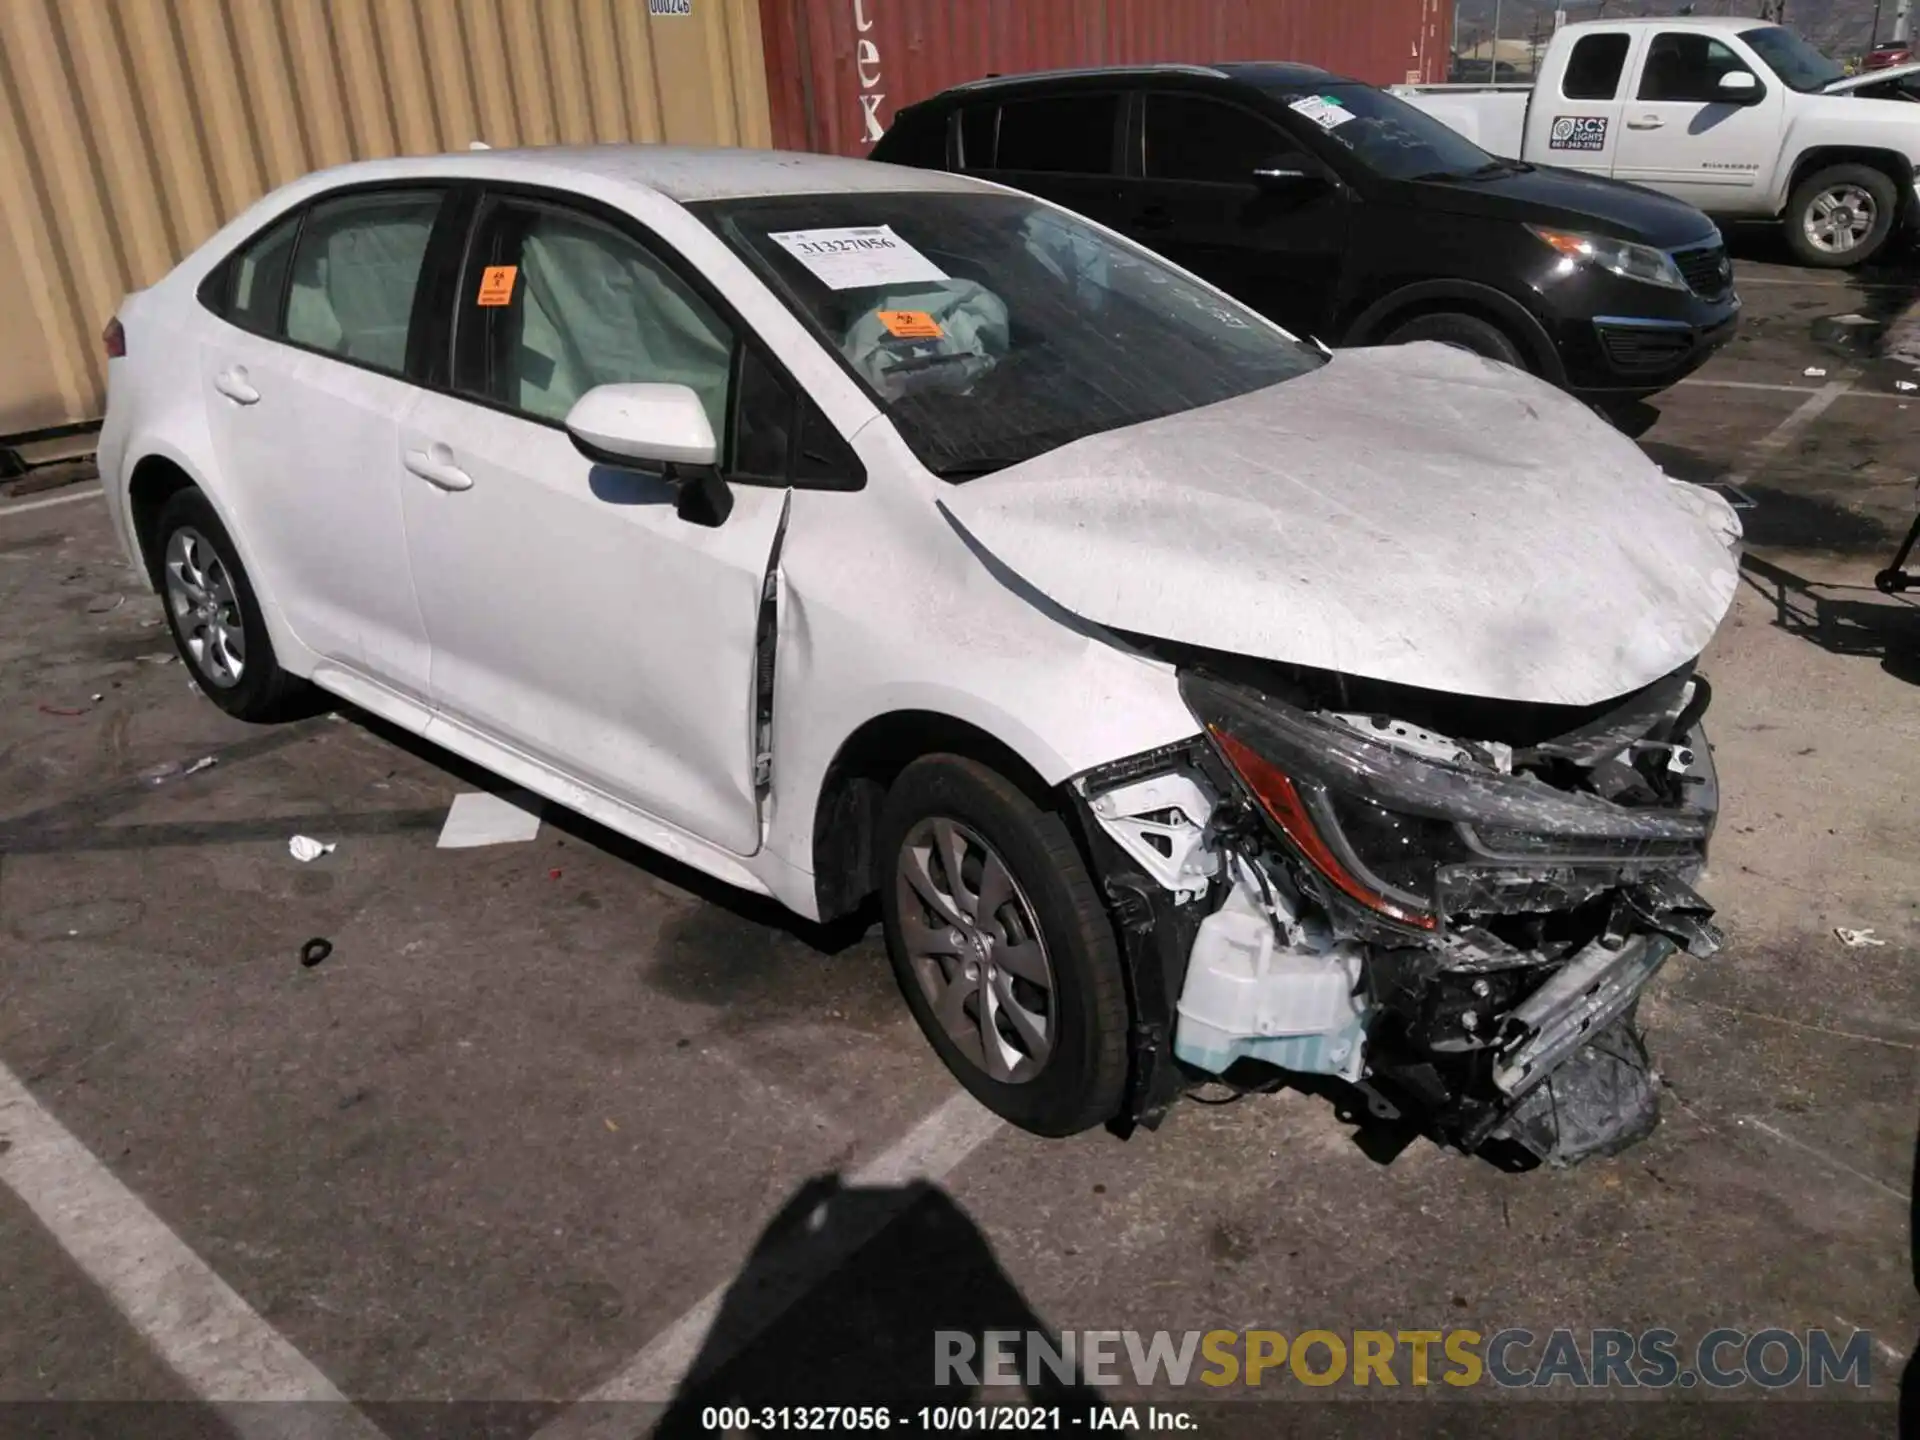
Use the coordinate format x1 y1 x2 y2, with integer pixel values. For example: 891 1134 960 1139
102 317 125 359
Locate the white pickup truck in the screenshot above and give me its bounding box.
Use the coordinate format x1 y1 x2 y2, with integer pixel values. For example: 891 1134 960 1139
1396 17 1920 268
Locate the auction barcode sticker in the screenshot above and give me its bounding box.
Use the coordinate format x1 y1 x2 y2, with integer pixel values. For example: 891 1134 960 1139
769 225 949 290
1288 95 1354 131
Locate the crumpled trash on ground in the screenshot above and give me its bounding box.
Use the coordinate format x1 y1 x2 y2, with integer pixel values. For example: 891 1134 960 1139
1833 927 1887 948
289 835 336 863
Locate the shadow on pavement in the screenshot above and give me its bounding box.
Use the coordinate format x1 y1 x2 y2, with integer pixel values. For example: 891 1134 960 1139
1738 553 1920 685
651 1175 1103 1435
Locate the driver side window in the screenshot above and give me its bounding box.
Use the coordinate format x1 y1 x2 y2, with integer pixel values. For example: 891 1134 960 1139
1143 93 1287 183
453 199 734 434
1638 33 1747 103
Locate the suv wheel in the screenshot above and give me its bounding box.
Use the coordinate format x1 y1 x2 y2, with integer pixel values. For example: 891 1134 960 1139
1381 311 1528 369
877 755 1129 1137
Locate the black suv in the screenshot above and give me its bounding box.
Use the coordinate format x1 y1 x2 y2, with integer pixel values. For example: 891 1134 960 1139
873 63 1740 403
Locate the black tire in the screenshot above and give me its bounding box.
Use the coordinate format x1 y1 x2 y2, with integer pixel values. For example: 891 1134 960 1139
1783 163 1898 269
152 488 309 722
1381 311 1529 369
877 755 1129 1137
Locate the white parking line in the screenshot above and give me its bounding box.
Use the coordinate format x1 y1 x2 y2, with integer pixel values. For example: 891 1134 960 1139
1676 378 1911 399
0 483 102 518
0 1061 387 1439
532 1091 1005 1437
1720 378 1855 491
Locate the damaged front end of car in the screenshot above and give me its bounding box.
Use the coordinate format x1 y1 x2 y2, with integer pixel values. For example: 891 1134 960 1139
1070 654 1725 1168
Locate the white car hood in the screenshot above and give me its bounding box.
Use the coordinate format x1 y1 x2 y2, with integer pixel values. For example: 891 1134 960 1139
939 343 1740 708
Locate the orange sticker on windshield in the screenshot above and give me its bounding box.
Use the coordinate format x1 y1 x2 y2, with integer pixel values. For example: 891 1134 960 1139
477 265 517 306
877 309 943 339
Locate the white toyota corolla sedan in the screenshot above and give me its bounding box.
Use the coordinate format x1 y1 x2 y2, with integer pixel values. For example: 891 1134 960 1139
99 146 1742 1165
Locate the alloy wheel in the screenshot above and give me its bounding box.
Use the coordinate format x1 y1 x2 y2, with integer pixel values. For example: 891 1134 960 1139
1804 184 1877 255
164 526 246 688
895 816 1056 1083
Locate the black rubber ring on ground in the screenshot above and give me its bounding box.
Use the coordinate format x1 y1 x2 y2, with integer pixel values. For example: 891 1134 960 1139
300 937 333 968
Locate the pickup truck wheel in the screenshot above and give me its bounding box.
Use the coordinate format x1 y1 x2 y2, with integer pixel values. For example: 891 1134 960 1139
1381 312 1528 370
878 755 1129 1137
1785 164 1897 267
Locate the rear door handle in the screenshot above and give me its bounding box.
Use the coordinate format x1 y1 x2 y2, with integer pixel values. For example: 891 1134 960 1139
213 366 259 405
1626 115 1665 130
404 442 474 492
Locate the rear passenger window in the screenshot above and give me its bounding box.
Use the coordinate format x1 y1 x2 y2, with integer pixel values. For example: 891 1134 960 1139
995 95 1118 174
285 190 442 373
1144 94 1283 183
225 214 300 335
1563 33 1632 100
959 105 998 170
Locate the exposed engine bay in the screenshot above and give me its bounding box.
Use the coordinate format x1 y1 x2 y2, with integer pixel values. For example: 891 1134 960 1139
1070 645 1726 1168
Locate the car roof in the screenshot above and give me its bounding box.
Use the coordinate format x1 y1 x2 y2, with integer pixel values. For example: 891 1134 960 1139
1561 14 1775 34
280 144 991 205
929 60 1343 99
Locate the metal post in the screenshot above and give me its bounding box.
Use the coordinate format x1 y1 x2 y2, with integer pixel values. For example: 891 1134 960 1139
1897 0 1912 45
1490 0 1502 83
1872 0 1885 48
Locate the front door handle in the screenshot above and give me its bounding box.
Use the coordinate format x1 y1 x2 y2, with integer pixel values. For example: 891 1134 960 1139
213 366 259 405
1626 115 1665 130
404 443 474 492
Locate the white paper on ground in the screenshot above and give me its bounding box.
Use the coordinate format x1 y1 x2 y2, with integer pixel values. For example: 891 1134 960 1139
768 226 948 290
289 835 335 862
437 790 544 849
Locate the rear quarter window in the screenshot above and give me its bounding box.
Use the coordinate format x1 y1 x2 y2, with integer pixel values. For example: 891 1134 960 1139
874 109 948 169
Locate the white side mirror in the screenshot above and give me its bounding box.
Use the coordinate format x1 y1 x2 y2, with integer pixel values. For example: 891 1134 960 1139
565 382 717 469
1718 70 1760 95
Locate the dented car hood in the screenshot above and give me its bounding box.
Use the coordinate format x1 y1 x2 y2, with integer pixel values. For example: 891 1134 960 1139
939 342 1740 708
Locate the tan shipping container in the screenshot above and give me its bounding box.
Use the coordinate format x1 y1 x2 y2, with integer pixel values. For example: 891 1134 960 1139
0 0 774 439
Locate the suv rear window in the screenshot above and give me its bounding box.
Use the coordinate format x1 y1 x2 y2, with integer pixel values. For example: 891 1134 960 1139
994 95 1119 174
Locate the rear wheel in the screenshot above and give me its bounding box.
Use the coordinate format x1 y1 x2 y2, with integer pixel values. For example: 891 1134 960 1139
1784 163 1898 268
1381 311 1529 369
154 488 308 721
878 755 1129 1137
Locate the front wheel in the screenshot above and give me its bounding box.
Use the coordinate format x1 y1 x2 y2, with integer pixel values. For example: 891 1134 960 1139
1380 311 1529 370
877 755 1129 1137
1784 163 1898 268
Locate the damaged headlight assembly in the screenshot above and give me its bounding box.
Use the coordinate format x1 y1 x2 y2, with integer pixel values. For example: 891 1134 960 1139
1137 670 1728 1166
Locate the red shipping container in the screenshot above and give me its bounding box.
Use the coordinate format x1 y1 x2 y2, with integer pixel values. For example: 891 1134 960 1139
758 0 1448 156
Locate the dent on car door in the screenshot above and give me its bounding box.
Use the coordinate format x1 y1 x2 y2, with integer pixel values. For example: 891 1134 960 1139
398 194 790 856
198 187 445 715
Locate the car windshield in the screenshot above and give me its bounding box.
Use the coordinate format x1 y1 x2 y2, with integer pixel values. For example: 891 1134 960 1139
697 191 1325 479
1740 25 1845 92
1251 79 1505 181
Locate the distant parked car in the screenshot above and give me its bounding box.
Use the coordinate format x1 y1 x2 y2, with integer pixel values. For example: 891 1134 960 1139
1449 60 1530 84
873 62 1738 404
1864 41 1913 71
